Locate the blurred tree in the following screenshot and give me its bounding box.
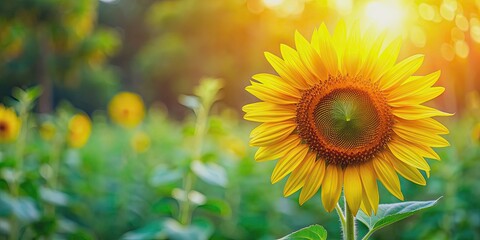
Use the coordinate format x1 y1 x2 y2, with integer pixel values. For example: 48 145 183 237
101 0 329 117
0 0 121 113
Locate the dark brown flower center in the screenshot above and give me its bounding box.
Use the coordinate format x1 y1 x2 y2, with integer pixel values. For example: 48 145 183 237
0 121 7 133
296 75 393 167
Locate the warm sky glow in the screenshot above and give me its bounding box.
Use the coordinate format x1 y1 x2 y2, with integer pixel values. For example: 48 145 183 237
363 1 406 31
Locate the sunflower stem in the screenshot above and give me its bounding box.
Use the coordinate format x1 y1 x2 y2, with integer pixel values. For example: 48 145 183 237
344 198 356 240
335 203 346 231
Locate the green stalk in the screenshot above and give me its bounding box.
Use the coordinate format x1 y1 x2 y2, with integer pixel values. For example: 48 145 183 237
9 105 30 240
178 106 207 225
335 203 346 232
344 198 356 240
178 171 195 225
45 133 64 216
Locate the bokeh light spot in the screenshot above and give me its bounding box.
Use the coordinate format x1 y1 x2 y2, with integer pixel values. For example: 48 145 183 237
451 27 465 41
440 0 457 21
455 14 469 32
332 0 353 16
409 26 426 48
418 3 435 21
470 18 480 43
441 43 455 61
454 40 469 58
363 1 406 31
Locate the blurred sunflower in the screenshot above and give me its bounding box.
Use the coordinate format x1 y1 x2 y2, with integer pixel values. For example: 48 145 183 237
108 92 145 128
472 123 480 144
243 21 451 216
0 105 21 143
131 131 151 153
67 114 92 148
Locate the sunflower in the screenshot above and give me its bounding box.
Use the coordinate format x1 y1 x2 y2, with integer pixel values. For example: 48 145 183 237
472 123 480 144
67 114 92 148
108 92 145 128
243 21 451 216
0 105 21 143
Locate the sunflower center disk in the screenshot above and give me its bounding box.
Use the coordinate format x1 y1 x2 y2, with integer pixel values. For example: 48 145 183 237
0 121 7 133
296 76 393 167
314 89 379 149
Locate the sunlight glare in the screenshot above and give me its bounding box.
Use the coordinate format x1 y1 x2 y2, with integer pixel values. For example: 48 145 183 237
364 1 406 31
333 0 353 15
263 0 284 8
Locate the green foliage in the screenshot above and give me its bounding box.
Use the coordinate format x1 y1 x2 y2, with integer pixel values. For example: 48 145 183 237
279 225 327 240
0 0 120 112
0 89 477 239
357 199 440 239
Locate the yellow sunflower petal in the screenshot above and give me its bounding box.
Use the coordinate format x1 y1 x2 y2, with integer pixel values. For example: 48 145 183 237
342 21 362 76
360 189 373 216
388 70 441 101
386 151 426 185
359 162 379 214
388 139 431 171
371 37 402 82
246 81 299 105
299 157 326 205
344 165 363 216
389 87 445 107
410 142 441 160
284 152 317 197
393 124 450 147
393 105 453 120
243 102 296 122
314 23 339 75
332 19 347 66
255 135 301 161
295 31 328 83
394 117 449 135
250 121 297 146
264 52 309 90
361 32 387 78
378 54 424 91
373 155 404 200
280 44 314 87
252 73 301 98
321 164 343 212
271 145 309 183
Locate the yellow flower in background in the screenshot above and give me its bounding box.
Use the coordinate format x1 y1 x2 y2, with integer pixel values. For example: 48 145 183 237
68 114 92 148
243 21 451 216
0 105 21 143
108 92 145 128
131 131 151 153
39 122 56 141
472 123 480 144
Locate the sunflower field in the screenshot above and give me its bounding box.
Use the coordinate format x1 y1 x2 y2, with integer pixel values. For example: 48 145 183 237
1 0 480 239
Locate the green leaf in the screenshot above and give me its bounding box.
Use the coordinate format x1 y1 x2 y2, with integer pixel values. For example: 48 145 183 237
191 160 227 187
357 198 441 239
11 197 41 222
179 95 200 113
279 225 327 240
40 187 69 206
197 199 232 217
0 193 40 222
121 221 165 240
150 165 183 186
121 218 214 240
163 218 213 240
